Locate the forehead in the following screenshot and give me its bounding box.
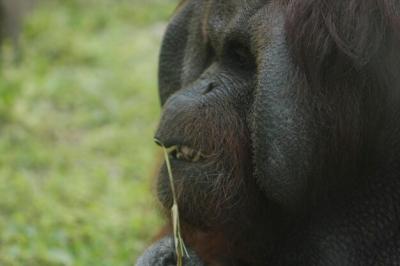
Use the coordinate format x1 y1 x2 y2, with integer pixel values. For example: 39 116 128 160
204 0 267 27
206 0 267 12
199 0 275 46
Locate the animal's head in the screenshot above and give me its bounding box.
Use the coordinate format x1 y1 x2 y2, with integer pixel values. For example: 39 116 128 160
144 0 400 264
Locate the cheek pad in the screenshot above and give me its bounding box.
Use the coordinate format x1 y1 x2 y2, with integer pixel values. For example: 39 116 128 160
252 13 311 209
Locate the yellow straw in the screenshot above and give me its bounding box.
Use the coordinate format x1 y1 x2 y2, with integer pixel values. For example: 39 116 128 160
162 146 189 266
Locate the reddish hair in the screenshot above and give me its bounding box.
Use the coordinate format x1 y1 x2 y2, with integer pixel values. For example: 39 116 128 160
285 0 400 90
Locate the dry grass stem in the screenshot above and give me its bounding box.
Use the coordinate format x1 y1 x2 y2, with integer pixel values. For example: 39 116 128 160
162 146 189 266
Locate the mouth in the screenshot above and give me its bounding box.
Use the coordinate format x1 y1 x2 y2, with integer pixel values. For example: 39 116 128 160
166 145 205 162
155 138 206 163
153 135 256 231
154 137 217 224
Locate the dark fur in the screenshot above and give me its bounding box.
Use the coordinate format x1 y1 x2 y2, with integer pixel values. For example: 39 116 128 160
137 0 400 265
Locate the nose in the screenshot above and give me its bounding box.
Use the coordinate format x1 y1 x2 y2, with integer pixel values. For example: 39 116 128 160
154 93 193 148
154 78 217 147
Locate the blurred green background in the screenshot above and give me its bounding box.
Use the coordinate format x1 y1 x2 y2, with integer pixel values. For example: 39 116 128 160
0 0 177 265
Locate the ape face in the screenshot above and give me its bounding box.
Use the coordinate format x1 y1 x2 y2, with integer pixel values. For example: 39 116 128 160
155 0 361 263
154 1 309 262
140 0 400 265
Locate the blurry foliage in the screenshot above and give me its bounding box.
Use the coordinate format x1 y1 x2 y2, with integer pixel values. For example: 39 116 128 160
0 0 177 265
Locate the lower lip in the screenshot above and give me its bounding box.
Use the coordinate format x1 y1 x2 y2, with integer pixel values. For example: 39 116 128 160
157 156 208 208
160 155 210 188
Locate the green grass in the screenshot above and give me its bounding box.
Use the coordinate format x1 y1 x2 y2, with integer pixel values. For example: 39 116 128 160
0 0 176 265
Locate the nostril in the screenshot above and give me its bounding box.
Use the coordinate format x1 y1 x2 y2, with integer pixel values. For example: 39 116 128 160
202 82 215 95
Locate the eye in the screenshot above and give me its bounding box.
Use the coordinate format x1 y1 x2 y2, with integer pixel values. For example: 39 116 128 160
225 41 255 70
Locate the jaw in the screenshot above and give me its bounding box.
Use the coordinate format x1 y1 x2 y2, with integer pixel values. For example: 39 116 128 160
156 151 282 264
156 152 247 229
